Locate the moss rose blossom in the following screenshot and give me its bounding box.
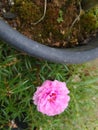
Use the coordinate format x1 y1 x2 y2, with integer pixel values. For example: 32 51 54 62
33 80 70 116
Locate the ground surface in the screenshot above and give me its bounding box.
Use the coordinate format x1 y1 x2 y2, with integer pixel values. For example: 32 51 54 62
0 41 98 130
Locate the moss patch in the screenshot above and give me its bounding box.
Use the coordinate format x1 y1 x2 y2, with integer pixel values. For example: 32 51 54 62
1 0 98 47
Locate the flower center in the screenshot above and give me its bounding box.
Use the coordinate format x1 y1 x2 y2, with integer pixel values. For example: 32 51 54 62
48 93 57 102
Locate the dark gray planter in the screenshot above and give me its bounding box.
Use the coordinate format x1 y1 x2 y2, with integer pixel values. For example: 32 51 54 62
0 19 98 64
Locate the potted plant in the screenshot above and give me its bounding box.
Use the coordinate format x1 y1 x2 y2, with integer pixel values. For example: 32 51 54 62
0 0 98 64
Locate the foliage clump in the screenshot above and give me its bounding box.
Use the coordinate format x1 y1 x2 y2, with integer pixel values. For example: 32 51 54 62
11 0 41 24
0 41 98 129
80 6 98 33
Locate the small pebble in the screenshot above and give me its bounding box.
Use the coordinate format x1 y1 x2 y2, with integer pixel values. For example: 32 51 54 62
3 12 16 19
8 0 14 6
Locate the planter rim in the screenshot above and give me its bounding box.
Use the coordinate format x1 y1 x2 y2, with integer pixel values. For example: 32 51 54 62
0 19 98 64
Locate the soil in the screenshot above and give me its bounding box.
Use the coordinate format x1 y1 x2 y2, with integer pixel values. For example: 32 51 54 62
0 0 98 48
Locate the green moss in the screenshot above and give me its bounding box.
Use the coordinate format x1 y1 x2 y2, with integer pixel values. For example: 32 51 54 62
42 6 68 43
11 0 41 24
80 6 98 33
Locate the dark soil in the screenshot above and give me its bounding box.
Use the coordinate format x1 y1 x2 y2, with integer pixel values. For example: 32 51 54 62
0 0 98 48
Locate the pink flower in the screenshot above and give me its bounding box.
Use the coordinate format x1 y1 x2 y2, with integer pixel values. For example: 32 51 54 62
33 80 70 116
